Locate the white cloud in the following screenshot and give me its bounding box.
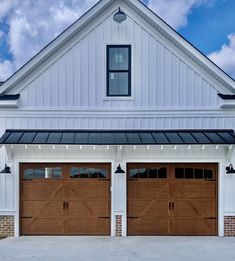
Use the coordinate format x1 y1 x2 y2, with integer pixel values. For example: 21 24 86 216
0 60 15 81
147 0 214 29
0 0 17 22
208 34 235 79
7 0 99 69
0 0 99 81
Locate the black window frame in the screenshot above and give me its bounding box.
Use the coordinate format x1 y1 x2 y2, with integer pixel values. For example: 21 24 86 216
106 45 131 97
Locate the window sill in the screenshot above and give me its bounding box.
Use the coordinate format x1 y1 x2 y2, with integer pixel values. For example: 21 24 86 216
103 96 135 101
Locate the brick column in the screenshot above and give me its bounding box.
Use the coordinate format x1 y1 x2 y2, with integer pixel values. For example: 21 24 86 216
115 215 122 237
224 216 235 236
0 216 14 237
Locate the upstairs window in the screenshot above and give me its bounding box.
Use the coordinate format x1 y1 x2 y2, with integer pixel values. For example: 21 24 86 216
107 45 131 96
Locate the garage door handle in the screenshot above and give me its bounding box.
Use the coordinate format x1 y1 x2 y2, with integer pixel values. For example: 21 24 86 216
169 202 171 210
66 201 69 209
172 202 175 210
99 217 110 219
205 217 216 219
63 201 66 209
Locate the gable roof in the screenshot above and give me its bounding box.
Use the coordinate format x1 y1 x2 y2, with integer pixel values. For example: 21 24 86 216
0 0 234 95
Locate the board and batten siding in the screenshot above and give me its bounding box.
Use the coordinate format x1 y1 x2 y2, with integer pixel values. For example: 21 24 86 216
14 14 220 109
0 4 234 226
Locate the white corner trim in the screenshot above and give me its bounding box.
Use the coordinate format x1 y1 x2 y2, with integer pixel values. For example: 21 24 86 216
0 100 19 108
0 210 16 215
224 212 235 216
220 100 235 108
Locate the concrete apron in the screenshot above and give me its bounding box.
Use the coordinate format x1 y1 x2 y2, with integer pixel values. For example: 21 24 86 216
0 236 235 261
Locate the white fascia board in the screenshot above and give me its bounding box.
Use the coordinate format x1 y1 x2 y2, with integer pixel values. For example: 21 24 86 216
220 100 235 109
0 0 113 95
0 100 19 108
125 0 235 92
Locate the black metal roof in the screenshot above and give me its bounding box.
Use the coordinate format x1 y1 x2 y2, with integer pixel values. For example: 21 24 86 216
0 94 20 100
218 93 235 100
0 129 235 145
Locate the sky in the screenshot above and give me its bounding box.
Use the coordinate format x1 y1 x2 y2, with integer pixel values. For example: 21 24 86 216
0 0 234 82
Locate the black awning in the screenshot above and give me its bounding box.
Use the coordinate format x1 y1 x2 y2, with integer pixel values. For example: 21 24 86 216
0 129 235 145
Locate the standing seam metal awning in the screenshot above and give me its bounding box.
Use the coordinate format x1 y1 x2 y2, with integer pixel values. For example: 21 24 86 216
0 129 235 145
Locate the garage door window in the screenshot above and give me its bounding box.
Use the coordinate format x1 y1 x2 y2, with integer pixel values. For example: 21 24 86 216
23 167 62 179
129 167 167 179
175 168 213 179
70 167 108 179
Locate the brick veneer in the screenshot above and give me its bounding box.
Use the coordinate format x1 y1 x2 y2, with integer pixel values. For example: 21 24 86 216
224 216 235 236
0 216 14 237
115 215 122 237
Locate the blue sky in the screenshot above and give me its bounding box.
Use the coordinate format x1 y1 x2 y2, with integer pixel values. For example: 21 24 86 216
0 0 234 81
179 0 235 54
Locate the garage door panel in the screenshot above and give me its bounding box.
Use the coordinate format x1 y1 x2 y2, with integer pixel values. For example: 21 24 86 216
21 182 64 200
21 200 65 217
173 200 215 218
21 218 65 235
128 218 169 235
127 163 217 236
20 163 111 236
171 182 215 199
68 182 110 200
128 200 169 217
172 218 216 235
128 182 169 200
69 200 110 218
68 218 110 235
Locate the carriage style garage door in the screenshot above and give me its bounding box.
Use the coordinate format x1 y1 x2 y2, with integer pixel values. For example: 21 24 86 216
20 163 111 235
127 163 217 236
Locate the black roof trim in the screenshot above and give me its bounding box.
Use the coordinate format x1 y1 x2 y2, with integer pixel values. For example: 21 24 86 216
0 94 20 101
1 129 235 145
218 93 235 100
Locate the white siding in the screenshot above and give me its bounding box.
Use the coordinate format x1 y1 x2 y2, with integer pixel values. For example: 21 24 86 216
17 14 220 110
0 3 234 231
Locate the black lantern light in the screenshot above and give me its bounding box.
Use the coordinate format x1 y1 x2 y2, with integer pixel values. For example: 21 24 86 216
113 8 127 23
226 164 235 174
0 164 11 174
115 164 125 174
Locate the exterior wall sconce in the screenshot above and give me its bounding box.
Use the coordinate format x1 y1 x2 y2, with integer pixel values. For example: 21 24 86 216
226 164 235 174
115 164 125 174
0 164 11 174
113 8 127 23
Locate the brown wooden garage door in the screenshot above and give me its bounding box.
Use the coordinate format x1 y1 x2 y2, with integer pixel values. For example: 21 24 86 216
20 163 111 235
127 163 217 236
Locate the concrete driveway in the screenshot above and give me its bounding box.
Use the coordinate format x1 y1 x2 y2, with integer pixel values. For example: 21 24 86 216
0 236 235 261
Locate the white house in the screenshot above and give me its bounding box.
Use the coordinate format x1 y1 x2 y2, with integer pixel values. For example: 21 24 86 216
0 0 235 237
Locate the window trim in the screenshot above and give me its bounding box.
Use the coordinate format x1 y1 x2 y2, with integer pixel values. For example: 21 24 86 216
106 45 131 97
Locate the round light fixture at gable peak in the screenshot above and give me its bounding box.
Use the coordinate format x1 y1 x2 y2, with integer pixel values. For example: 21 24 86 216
113 7 127 23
